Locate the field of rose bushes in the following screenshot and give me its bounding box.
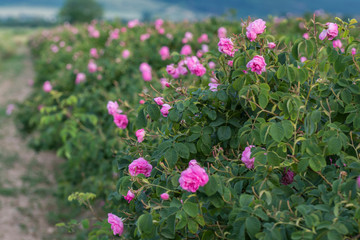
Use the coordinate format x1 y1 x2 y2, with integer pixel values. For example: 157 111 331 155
15 13 360 239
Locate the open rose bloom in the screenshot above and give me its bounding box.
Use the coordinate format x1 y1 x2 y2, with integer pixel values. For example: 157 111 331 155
128 157 152 177
319 22 338 40
108 213 124 236
246 55 266 74
179 160 209 192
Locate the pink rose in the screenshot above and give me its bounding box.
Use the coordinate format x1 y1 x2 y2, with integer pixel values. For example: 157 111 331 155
218 38 237 57
178 60 188 75
268 42 276 49
90 48 99 58
154 97 164 106
139 62 152 72
108 213 124 236
218 27 227 38
209 83 219 92
208 61 216 69
179 160 209 192
135 129 146 143
157 28 165 34
88 61 97 73
113 113 128 129
185 32 193 41
246 55 266 74
107 101 122 115
110 28 120 40
352 48 357 55
228 60 233 67
122 49 130 59
280 168 295 185
190 64 206 77
123 190 135 203
75 73 86 84
160 193 169 200
140 33 150 41
303 33 309 40
43 81 52 92
160 104 171 117
246 19 266 41
197 33 209 43
51 45 59 53
160 78 170 88
139 99 145 104
155 18 164 29
128 157 152 177
319 22 338 40
241 145 255 169
166 64 180 79
159 46 170 60
332 39 342 49
128 19 139 28
142 71 152 82
180 44 192 55
66 64 72 70
300 57 307 63
202 44 209 53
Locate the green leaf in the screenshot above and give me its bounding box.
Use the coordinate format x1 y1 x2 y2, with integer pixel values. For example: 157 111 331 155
204 175 218 196
258 94 269 109
287 67 296 83
168 109 182 122
164 148 178 168
334 56 346 73
269 122 285 142
187 219 198 234
328 137 342 155
137 213 154 235
309 155 326 172
147 104 160 121
282 120 293 139
81 219 89 229
136 109 147 128
277 65 286 79
239 194 253 207
245 217 261 237
174 143 190 159
183 201 198 217
218 126 232 141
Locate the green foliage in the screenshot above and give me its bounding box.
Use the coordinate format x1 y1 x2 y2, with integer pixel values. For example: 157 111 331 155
58 0 103 23
16 14 360 240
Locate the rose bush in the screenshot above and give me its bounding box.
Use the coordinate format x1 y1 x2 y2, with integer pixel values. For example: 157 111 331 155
15 14 360 240
104 16 360 239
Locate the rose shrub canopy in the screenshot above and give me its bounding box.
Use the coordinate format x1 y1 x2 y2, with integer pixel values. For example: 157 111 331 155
16 15 360 239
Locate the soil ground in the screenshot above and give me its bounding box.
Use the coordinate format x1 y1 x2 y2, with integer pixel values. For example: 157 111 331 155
0 28 63 240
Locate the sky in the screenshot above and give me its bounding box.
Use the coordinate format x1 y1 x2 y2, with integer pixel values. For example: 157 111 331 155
0 0 359 21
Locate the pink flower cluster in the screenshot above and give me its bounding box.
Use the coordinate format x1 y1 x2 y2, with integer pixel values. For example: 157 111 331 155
197 33 209 43
179 160 209 192
128 157 152 177
246 55 266 74
88 60 97 73
128 19 140 28
123 190 135 203
88 25 100 38
241 145 255 169
319 22 338 40
43 81 52 92
90 48 99 58
160 104 171 117
182 32 193 43
108 213 124 236
246 19 266 42
159 46 170 60
218 27 227 38
180 45 192 55
166 60 188 79
218 38 237 57
185 56 206 77
107 101 128 129
135 129 146 143
75 73 86 84
139 62 152 81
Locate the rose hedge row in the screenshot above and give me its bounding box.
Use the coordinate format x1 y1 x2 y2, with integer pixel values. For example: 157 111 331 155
101 17 360 239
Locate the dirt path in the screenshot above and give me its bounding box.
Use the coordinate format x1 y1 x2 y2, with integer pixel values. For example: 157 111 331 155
0 31 63 240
